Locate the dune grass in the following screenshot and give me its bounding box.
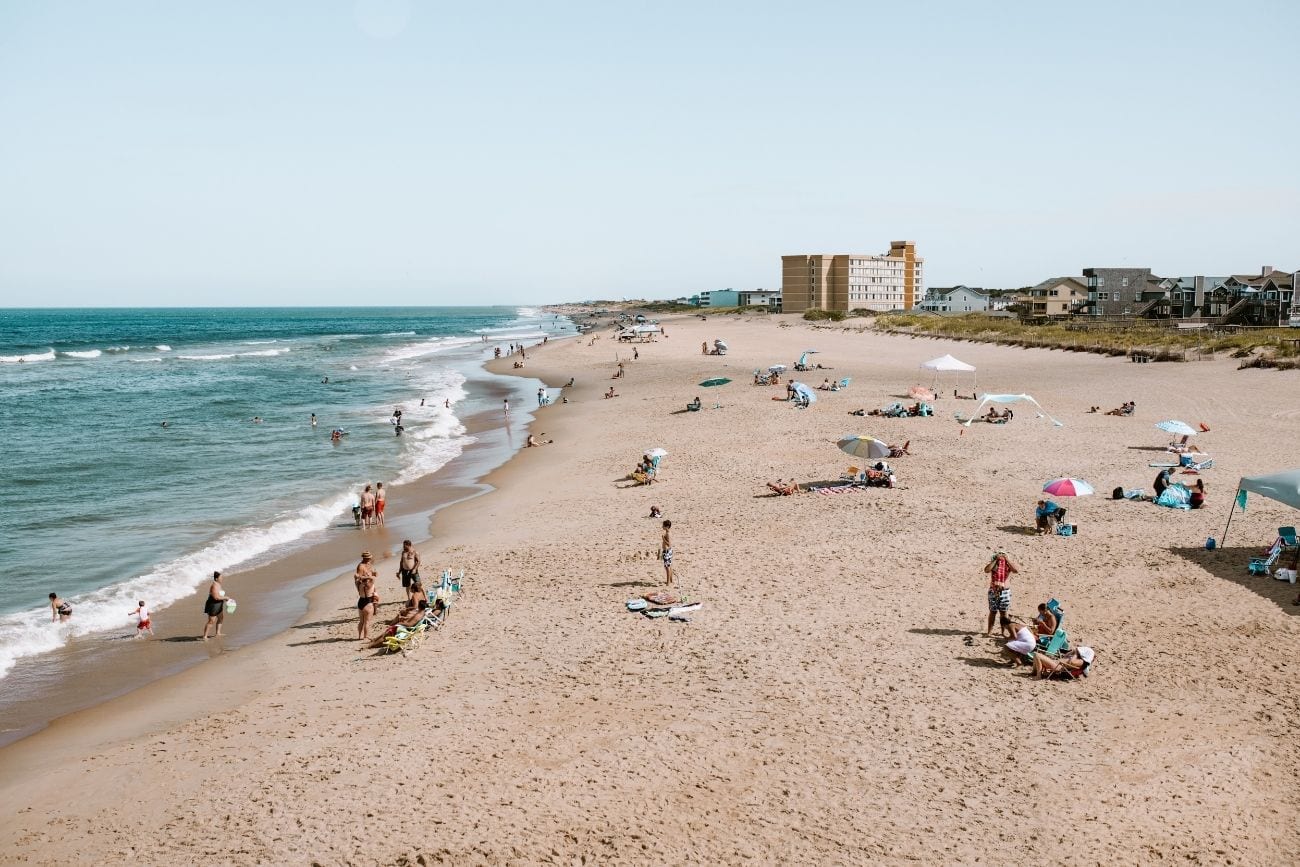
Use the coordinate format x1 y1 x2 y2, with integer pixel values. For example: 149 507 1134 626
869 313 1299 367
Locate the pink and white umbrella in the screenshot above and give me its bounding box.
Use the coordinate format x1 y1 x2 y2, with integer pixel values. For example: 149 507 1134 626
1043 477 1094 497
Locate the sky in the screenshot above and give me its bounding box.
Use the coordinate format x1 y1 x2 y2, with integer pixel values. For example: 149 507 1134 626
1 0 1297 306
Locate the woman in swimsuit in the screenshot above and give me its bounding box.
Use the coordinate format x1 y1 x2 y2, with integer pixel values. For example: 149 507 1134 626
201 571 227 640
355 551 378 641
48 592 72 622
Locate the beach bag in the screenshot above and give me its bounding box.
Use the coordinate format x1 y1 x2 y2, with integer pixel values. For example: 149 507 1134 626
224 599 237 614
1205 537 1216 551
1112 487 1124 500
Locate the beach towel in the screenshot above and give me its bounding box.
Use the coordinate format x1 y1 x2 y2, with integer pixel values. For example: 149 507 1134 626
643 592 681 605
1155 485 1192 510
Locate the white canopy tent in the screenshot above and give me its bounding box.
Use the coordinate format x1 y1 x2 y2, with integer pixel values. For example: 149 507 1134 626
1221 467 1300 543
963 393 1064 427
920 354 977 395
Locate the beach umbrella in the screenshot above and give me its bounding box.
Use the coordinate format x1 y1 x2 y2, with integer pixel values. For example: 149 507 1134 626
1154 420 1197 437
1042 477 1094 497
838 435 891 461
791 382 817 405
714 339 728 350
698 377 731 388
646 448 668 458
768 364 787 373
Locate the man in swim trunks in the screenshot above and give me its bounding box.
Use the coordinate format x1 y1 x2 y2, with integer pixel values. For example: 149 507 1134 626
375 482 386 526
397 539 421 603
360 484 376 528
983 552 1018 636
660 520 674 588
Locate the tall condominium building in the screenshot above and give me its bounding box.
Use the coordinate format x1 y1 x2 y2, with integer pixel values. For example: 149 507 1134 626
782 241 923 313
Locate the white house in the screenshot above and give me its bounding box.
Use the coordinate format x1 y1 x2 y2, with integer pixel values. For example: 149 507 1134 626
918 285 989 313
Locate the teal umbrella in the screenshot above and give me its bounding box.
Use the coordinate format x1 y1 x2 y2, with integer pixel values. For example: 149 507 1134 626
698 376 731 409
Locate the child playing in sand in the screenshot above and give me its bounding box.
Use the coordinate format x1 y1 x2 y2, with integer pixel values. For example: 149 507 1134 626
129 600 154 638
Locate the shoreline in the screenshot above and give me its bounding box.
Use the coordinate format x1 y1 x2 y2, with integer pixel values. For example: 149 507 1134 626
0 330 582 748
4 311 1298 864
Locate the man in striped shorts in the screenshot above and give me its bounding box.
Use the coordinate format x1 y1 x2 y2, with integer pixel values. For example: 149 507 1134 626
983 551 1019 636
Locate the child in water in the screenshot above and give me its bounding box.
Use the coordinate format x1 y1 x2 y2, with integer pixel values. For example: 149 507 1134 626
129 600 154 637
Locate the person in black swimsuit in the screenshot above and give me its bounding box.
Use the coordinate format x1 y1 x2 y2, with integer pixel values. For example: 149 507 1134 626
201 571 227 640
48 592 72 622
355 552 378 641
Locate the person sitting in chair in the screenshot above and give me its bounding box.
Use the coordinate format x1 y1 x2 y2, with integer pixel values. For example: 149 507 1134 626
1033 646 1094 679
1034 602 1058 637
1035 499 1065 534
686 396 702 411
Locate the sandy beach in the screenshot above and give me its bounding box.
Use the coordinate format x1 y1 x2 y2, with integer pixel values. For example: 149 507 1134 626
2 312 1299 866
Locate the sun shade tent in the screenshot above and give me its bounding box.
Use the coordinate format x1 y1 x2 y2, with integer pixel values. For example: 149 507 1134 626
920 354 976 393
1221 468 1300 543
964 393 1064 427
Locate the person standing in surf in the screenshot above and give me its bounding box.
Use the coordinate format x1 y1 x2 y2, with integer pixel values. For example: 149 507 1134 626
375 482 386 526
360 484 376 529
200 571 227 640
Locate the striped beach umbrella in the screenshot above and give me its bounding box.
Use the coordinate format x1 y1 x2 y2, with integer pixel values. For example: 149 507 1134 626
1042 477 1094 497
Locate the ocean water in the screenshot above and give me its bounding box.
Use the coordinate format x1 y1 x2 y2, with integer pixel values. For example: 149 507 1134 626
0 306 571 679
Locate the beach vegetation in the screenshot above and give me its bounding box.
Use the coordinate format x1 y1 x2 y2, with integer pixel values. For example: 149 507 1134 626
872 313 1299 366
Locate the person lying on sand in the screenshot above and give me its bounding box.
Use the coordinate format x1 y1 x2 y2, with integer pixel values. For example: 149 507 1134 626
1033 646 1094 679
1105 401 1135 416
888 440 910 457
766 479 799 496
1087 406 1100 413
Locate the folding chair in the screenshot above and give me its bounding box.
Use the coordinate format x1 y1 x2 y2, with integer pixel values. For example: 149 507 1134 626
1249 539 1283 576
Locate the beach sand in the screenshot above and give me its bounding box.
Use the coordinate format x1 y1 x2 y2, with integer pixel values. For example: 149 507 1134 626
2 313 1299 865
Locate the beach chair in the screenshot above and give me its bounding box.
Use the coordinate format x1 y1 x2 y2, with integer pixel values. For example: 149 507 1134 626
1034 628 1070 656
1280 527 1297 549
1249 539 1284 576
380 618 430 655
426 568 462 626
839 377 851 389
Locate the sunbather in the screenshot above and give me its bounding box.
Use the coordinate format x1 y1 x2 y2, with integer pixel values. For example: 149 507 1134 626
1033 646 1094 679
1189 479 1205 509
1033 603 1058 637
1105 401 1135 416
888 440 910 457
766 479 799 496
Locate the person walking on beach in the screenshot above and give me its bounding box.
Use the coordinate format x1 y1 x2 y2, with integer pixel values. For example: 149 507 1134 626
360 484 376 528
355 552 378 641
48 592 72 622
201 571 227 640
503 398 510 414
983 552 1019 636
375 482 386 526
129 600 154 638
660 520 675 588
397 539 421 604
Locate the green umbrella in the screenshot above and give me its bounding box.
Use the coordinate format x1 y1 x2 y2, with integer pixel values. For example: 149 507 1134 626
698 377 731 388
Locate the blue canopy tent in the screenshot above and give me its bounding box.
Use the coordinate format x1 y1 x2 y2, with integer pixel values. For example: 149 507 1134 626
1221 467 1300 544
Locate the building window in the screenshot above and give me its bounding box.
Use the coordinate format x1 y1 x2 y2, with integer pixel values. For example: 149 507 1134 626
1098 292 1110 301
1122 277 1129 287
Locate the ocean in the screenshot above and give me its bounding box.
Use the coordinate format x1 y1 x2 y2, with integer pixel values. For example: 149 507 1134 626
0 306 572 683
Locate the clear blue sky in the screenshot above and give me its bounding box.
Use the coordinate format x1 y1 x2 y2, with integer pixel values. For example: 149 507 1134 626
1 0 1296 306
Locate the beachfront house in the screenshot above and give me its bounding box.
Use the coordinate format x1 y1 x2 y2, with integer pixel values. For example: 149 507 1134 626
917 285 989 313
782 241 923 313
698 289 740 308
1019 276 1089 319
739 289 782 311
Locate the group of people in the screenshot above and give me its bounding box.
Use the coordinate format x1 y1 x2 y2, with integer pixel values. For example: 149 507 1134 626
353 482 387 528
353 541 448 647
1103 401 1136 416
983 406 1014 423
982 552 1095 680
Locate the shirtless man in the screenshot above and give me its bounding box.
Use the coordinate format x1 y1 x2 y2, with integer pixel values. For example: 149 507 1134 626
375 482 386 526
360 484 376 528
397 539 421 603
355 552 378 641
660 520 674 588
